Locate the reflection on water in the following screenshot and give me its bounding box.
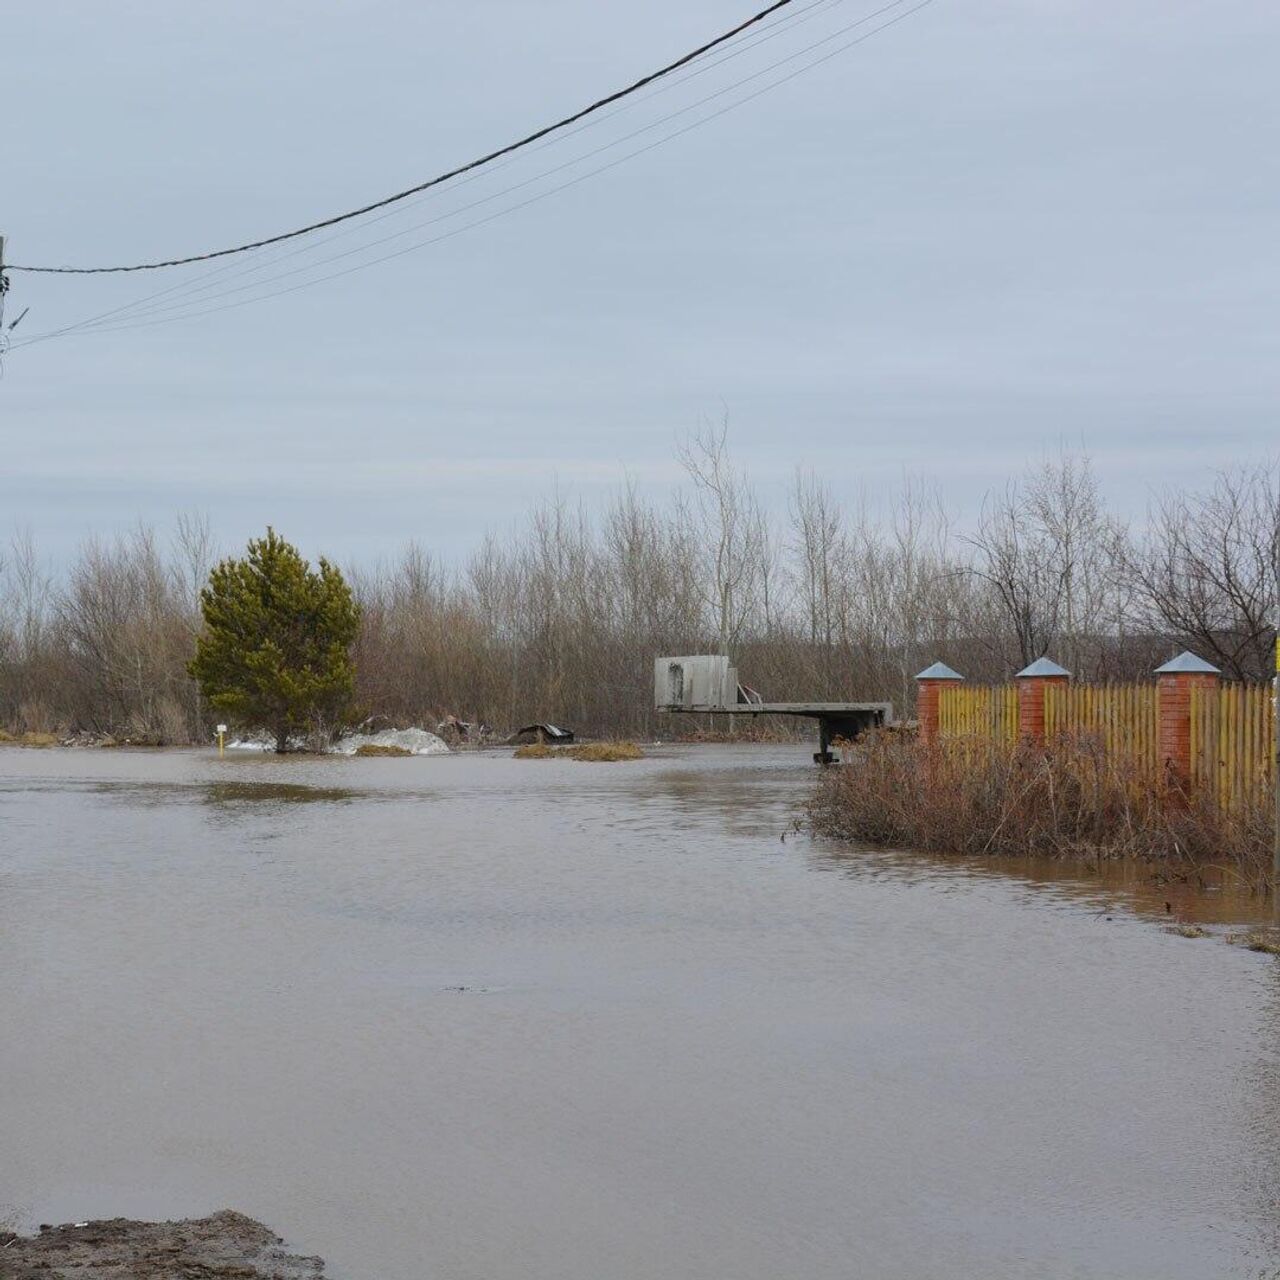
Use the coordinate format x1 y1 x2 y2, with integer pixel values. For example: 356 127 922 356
202 781 365 807
640 750 1277 930
71 777 404 812
1 742 1279 1280
814 840 1278 931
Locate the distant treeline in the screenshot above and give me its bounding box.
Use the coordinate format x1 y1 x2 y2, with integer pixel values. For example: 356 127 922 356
1 434 1276 743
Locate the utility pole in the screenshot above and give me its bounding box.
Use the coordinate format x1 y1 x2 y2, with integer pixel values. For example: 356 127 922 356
0 235 23 340
0 234 8 329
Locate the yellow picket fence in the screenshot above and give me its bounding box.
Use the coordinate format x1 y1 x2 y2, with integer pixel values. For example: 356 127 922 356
1043 682 1160 773
938 678 1275 813
938 684 1018 742
1191 683 1276 812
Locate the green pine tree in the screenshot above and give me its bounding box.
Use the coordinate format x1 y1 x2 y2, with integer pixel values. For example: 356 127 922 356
188 528 361 752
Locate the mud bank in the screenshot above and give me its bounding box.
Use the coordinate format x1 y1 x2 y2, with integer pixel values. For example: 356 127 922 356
0 1212 327 1279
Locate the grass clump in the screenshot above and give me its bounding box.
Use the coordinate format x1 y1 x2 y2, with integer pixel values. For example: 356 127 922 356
1167 924 1210 939
0 727 14 743
566 740 644 762
810 730 1274 884
353 743 413 757
1227 931 1280 955
20 731 59 748
514 740 644 762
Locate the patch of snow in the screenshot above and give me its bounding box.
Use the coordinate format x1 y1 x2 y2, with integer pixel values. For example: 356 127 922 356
330 727 450 757
222 727 450 756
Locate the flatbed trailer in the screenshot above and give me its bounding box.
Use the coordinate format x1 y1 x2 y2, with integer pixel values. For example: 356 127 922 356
654 656 892 764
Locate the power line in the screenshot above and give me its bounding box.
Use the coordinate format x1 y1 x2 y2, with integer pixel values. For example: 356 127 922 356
8 0 850 344
33 0 912 339
8 0 801 276
12 0 932 348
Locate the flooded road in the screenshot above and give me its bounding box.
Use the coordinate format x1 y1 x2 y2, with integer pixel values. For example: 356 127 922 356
2 744 1279 1279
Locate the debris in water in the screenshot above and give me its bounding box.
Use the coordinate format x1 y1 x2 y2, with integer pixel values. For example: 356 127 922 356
508 722 575 745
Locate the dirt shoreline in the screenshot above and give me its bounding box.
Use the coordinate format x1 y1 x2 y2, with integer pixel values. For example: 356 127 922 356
0 1212 328 1279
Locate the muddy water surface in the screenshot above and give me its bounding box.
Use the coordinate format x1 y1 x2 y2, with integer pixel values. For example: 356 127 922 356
2 744 1279 1279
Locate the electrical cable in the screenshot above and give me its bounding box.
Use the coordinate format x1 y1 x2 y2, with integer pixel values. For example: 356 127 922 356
14 0 931 348
10 0 850 344
8 0 803 275
33 0 911 337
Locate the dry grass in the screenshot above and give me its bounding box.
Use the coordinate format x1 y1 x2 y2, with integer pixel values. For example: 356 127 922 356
1167 924 1210 939
0 727 14 743
1227 931 1280 955
565 740 644 762
353 743 413 757
514 740 644 762
671 723 800 744
811 731 1274 887
19 731 59 748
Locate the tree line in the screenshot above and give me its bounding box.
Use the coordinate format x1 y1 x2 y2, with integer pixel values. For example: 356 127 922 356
1 433 1276 744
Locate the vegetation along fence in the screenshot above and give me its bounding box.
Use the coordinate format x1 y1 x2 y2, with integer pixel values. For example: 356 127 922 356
927 654 1275 815
1043 682 1160 771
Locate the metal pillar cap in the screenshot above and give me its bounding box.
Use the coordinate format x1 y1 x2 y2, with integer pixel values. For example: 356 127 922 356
1153 650 1221 675
1015 657 1071 679
915 661 964 681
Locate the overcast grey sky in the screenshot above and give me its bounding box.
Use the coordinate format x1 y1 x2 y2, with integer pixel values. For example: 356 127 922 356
2 0 1276 565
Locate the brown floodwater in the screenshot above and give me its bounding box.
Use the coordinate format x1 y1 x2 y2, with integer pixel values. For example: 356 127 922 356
2 743 1279 1279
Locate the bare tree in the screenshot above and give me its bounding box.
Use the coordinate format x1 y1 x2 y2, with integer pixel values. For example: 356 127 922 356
789 468 843 688
0 530 56 727
678 419 767 656
966 454 1128 673
1023 453 1129 676
1127 463 1279 679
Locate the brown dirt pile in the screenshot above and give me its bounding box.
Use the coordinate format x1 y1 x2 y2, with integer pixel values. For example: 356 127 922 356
0 1211 326 1280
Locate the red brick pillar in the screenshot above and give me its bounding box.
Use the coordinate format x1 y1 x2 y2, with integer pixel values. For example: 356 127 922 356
1155 652 1221 788
1015 658 1071 744
914 662 964 745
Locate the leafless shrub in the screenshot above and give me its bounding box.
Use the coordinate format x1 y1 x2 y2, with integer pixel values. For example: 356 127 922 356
811 731 1274 886
16 699 55 735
